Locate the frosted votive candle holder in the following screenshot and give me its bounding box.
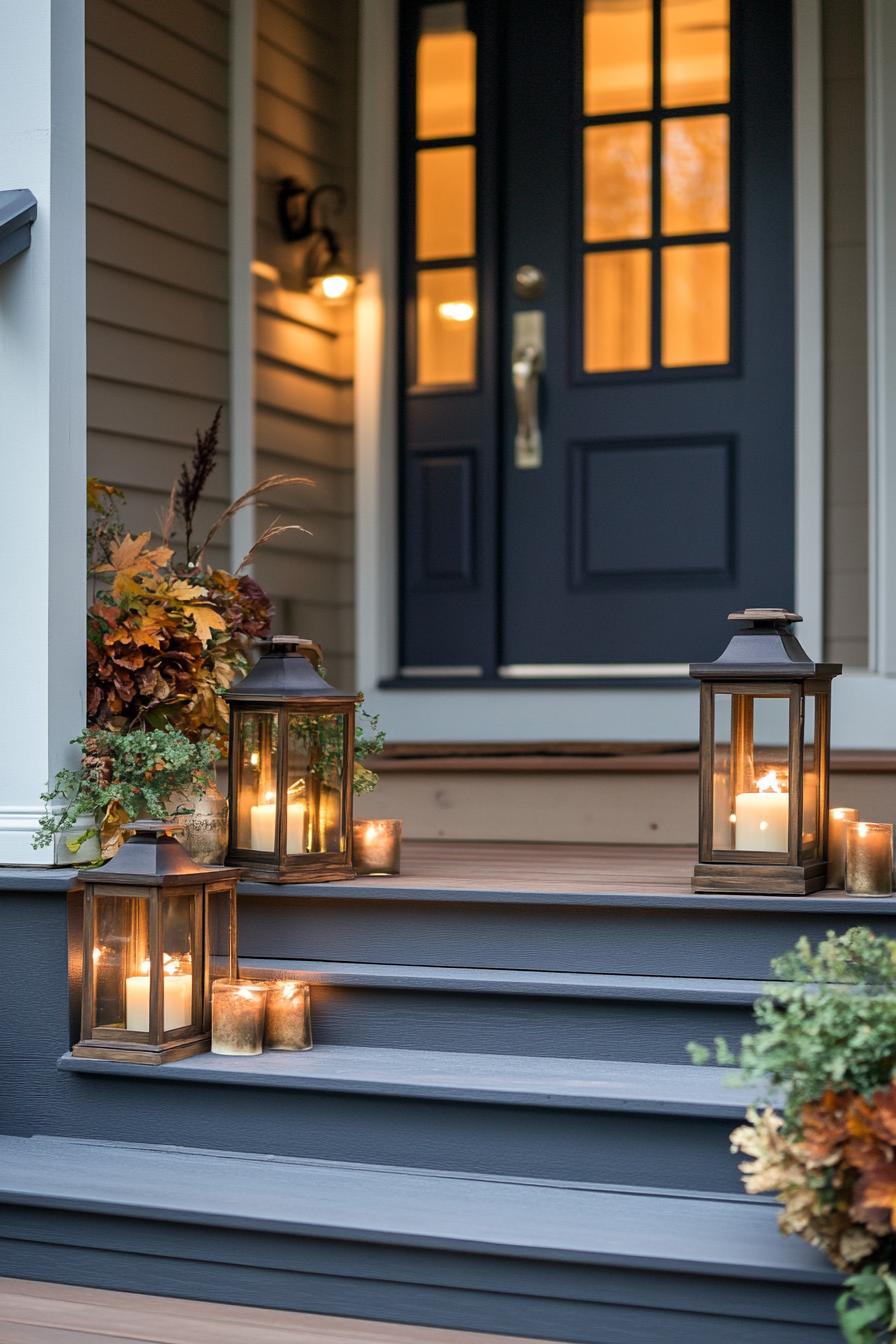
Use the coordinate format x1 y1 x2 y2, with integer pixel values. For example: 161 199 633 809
353 819 402 876
264 980 312 1051
211 979 268 1055
845 822 894 897
828 807 859 887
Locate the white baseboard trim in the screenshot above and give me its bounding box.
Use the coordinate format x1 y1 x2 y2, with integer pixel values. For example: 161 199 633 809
0 805 65 867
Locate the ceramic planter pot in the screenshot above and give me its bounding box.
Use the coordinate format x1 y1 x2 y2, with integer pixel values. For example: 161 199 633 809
56 814 101 864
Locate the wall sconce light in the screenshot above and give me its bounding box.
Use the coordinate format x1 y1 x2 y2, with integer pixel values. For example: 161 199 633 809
276 177 358 304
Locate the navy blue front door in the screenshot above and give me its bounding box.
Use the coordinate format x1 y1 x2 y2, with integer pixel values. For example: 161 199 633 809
399 0 793 679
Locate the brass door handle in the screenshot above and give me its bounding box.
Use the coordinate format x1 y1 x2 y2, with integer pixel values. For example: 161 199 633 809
512 310 545 470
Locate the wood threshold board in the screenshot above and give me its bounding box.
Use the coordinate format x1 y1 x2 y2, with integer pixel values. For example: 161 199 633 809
0 1276 560 1344
369 744 896 774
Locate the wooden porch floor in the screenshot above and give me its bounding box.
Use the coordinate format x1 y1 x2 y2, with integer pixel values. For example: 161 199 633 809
345 839 696 895
0 1278 561 1344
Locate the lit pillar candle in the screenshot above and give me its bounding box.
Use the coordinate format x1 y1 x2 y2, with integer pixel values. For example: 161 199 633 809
846 822 894 896
125 958 193 1032
828 807 859 887
211 980 269 1055
249 796 306 852
264 980 312 1051
734 770 789 852
352 819 402 875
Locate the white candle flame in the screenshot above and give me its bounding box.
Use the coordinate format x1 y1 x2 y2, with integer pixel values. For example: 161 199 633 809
756 769 784 794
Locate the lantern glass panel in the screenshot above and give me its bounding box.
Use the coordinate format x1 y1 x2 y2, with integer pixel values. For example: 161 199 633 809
160 892 197 1033
93 894 149 1031
801 695 820 860
207 886 234 986
712 690 791 854
286 712 347 855
234 710 279 851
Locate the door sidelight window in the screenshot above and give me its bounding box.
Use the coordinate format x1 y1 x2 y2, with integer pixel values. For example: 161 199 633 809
582 0 732 375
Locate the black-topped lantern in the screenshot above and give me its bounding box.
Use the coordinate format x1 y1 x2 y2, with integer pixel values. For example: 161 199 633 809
74 821 239 1065
690 609 841 895
225 637 362 883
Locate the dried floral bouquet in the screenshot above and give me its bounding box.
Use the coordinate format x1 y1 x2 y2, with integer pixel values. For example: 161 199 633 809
690 927 896 1343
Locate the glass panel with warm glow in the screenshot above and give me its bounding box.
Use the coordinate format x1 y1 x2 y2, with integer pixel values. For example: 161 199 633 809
662 114 728 234
584 122 652 242
416 146 476 260
662 242 729 365
662 0 730 107
417 27 476 139
584 0 652 115
417 266 477 385
584 249 651 372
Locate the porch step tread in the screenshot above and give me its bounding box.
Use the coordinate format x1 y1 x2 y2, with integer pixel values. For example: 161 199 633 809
242 959 767 1003
0 1135 836 1284
59 1045 755 1116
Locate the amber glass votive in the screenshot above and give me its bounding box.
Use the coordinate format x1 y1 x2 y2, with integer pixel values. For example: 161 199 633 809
828 807 859 887
211 980 268 1055
353 819 402 876
845 822 894 896
264 980 312 1051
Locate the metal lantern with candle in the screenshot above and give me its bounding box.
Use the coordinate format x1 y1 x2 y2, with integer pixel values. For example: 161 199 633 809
691 609 841 895
73 820 239 1064
225 636 362 882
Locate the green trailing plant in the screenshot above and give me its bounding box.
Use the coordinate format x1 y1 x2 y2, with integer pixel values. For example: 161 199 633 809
33 727 219 852
838 1265 896 1344
687 926 896 1125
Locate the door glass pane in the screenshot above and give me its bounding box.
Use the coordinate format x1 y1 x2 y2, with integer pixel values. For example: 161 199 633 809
417 10 476 139
584 249 651 372
417 146 475 260
661 242 728 365
417 266 477 385
584 0 653 115
662 0 730 107
584 123 651 242
662 114 729 234
286 713 347 855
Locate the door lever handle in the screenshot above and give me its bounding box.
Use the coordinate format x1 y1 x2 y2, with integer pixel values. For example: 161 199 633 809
512 311 545 469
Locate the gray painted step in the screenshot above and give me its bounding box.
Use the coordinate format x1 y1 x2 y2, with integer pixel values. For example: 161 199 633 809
0 1136 840 1342
237 887 896 978
241 959 761 1062
59 1047 756 1192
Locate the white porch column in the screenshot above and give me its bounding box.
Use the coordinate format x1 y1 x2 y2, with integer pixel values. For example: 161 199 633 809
0 1 86 863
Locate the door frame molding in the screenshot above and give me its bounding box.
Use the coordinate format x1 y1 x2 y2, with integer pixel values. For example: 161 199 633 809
354 0 876 745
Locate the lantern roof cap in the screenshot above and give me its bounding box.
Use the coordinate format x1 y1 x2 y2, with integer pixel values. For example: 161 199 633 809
80 820 241 886
690 608 842 682
224 636 362 704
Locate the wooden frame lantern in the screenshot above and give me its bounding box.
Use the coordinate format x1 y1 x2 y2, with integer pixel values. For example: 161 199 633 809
225 636 362 883
691 609 841 895
74 821 239 1065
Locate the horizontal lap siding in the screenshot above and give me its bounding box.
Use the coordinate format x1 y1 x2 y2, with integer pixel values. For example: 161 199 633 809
85 0 232 558
253 0 358 691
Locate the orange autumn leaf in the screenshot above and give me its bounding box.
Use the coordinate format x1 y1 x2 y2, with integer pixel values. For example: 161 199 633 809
95 532 173 579
182 603 226 647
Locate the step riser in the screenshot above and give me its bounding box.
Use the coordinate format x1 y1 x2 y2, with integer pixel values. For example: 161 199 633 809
0 1207 841 1343
286 982 753 1064
239 895 896 978
27 1074 746 1193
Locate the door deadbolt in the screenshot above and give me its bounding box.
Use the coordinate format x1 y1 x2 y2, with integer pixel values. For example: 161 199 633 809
514 265 545 300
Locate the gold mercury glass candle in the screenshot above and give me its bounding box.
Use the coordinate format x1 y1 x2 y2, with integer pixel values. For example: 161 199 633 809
827 807 859 887
353 819 402 876
211 980 268 1055
845 822 894 897
264 980 312 1051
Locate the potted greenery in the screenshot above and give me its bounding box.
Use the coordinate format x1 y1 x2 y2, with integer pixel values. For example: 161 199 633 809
34 727 219 860
689 927 896 1343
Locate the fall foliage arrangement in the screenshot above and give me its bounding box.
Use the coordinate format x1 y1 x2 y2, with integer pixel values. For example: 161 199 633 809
37 409 384 855
690 927 896 1343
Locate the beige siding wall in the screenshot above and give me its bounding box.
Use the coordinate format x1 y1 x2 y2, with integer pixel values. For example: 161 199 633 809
822 0 869 667
252 0 357 691
85 0 358 690
85 0 233 572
